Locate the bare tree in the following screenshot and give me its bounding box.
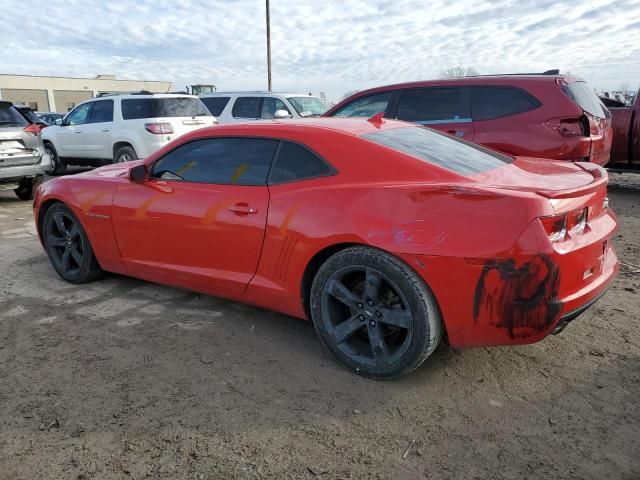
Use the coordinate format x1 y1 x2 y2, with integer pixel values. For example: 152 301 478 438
619 83 630 93
438 67 479 79
340 90 359 101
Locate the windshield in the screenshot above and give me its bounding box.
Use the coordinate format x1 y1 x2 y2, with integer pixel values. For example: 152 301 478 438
287 96 327 116
0 103 28 127
361 126 513 176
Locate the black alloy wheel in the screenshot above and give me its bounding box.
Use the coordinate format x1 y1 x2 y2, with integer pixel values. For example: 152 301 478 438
311 246 442 379
43 203 102 283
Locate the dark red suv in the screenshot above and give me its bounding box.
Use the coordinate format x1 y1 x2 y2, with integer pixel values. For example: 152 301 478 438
324 72 613 166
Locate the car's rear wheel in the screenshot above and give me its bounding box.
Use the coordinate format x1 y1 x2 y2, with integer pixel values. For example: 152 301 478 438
45 142 66 175
114 145 137 163
43 203 102 283
310 246 442 379
14 176 41 201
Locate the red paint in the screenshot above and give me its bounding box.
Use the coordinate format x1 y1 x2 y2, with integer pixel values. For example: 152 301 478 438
324 75 613 166
34 118 619 350
607 88 640 168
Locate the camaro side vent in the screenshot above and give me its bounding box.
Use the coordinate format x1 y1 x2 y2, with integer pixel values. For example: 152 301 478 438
274 237 297 281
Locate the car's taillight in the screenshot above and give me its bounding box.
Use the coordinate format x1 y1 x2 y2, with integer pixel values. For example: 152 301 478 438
541 214 567 242
541 207 588 242
144 122 174 134
23 124 42 136
557 118 586 137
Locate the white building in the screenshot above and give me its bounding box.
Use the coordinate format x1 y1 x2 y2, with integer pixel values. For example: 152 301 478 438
0 74 172 112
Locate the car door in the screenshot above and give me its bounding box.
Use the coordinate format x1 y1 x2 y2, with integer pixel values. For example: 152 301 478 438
82 99 114 159
57 102 93 156
111 136 277 293
390 87 474 140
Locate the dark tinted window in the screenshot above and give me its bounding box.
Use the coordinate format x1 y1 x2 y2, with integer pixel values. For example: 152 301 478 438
0 102 27 126
201 97 230 116
396 87 470 124
561 81 609 118
261 98 291 119
362 126 512 176
269 142 333 183
121 97 209 120
332 92 392 117
232 97 261 118
16 107 41 124
471 86 541 121
89 100 114 123
151 138 278 185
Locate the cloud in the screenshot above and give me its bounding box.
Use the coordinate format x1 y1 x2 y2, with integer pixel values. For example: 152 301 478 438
1 0 638 101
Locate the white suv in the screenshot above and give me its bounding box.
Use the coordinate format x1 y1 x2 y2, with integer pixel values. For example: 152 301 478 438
199 92 327 124
42 93 216 174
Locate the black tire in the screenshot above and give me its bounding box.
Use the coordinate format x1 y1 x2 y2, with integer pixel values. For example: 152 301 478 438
42 203 103 284
114 145 137 163
45 142 66 175
310 246 442 379
14 176 41 201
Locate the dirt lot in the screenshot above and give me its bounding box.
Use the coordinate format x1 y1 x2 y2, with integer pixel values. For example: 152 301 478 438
0 174 638 480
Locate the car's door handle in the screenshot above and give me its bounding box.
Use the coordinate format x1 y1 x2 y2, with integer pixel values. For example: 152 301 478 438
446 130 465 137
75 131 83 134
228 203 258 214
101 129 110 132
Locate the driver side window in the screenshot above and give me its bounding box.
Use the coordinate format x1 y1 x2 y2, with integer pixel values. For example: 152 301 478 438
150 138 278 186
332 92 392 118
66 103 92 125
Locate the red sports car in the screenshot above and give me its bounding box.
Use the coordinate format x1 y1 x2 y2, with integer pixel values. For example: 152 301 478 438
34 118 619 378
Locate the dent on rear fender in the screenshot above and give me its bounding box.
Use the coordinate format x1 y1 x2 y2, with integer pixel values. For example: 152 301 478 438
472 254 562 338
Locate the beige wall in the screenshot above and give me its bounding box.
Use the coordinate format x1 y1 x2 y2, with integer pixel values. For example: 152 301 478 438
53 90 93 112
0 74 172 112
0 88 50 111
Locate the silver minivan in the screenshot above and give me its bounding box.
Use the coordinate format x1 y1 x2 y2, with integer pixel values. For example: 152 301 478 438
0 101 51 200
199 92 327 124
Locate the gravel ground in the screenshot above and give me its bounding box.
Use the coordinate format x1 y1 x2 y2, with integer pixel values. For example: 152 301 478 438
0 172 638 480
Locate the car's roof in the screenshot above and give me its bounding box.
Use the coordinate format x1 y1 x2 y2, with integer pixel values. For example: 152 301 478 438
191 117 411 137
336 75 582 99
200 92 316 98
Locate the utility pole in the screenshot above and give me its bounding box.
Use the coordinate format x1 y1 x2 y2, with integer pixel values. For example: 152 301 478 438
266 0 272 92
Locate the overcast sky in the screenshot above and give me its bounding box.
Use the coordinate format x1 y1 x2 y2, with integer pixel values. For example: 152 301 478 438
2 0 639 101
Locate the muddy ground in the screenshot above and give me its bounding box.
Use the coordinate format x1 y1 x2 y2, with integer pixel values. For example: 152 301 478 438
0 173 638 480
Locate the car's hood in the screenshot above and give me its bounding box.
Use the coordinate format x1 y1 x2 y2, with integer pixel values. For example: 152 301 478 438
472 157 600 195
79 160 144 178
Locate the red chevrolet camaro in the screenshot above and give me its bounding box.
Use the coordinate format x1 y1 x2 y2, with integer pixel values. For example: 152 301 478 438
33 118 619 378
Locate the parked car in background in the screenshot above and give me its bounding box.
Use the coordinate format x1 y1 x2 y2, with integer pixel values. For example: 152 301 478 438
35 118 618 378
606 88 640 169
37 112 64 125
42 93 216 174
0 101 51 200
325 71 613 166
199 92 327 123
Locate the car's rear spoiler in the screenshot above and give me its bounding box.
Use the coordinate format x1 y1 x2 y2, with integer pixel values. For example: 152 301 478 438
535 163 608 199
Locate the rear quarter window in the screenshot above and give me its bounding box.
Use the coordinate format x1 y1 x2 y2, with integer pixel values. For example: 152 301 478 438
121 98 209 120
471 86 541 121
361 126 513 176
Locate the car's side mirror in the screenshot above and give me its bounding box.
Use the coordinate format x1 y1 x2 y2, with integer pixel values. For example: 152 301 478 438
274 109 292 119
129 164 147 182
55 118 63 126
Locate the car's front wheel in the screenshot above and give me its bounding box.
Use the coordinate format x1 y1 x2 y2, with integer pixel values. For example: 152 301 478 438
114 145 137 163
44 142 66 175
14 176 42 201
310 246 442 379
42 203 103 283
